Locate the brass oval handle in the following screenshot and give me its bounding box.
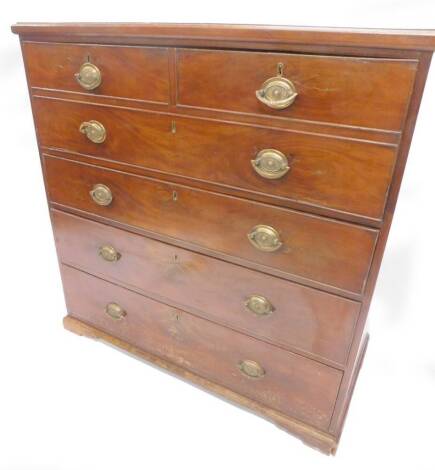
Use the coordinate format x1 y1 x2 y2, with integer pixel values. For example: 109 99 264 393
256 64 297 110
99 244 121 262
90 183 113 206
239 360 265 379
245 295 275 317
75 62 102 90
105 302 126 320
79 120 106 144
251 149 290 180
247 225 282 252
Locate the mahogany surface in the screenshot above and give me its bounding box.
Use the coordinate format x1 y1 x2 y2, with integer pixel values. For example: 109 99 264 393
63 314 341 455
23 41 170 103
177 48 417 130
61 265 343 431
44 156 378 295
11 23 435 51
53 209 360 367
12 22 435 454
34 97 398 221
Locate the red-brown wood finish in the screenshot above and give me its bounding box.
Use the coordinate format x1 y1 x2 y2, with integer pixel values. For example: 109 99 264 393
11 23 435 51
12 23 435 455
34 97 398 221
329 51 434 438
23 42 170 104
52 209 360 367
61 264 343 431
176 48 417 130
31 86 401 147
44 156 378 295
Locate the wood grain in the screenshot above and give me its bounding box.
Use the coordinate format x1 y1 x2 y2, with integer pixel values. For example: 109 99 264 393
64 314 339 454
11 23 435 51
62 265 343 431
34 97 398 221
52 209 360 367
44 156 378 295
12 23 435 454
23 41 170 104
329 51 434 436
31 87 401 145
177 48 417 131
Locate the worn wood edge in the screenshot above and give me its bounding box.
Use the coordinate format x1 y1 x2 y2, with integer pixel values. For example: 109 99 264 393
63 314 338 455
11 23 435 50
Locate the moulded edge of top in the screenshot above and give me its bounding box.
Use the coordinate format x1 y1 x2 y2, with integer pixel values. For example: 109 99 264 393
11 23 435 51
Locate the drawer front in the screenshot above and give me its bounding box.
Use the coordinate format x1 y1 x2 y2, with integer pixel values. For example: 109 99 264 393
23 42 170 103
45 156 377 294
53 210 360 366
62 265 342 430
176 49 417 131
34 98 397 220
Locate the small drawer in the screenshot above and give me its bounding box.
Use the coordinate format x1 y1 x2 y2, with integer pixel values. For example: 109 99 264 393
22 42 170 104
62 265 343 430
176 48 417 131
44 156 377 295
34 98 397 221
52 210 360 366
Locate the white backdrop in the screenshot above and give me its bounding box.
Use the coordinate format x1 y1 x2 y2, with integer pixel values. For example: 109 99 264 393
1 2 434 469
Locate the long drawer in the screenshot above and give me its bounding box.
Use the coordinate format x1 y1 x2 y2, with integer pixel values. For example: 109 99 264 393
176 48 417 130
52 209 360 366
44 156 378 295
34 98 397 221
61 264 343 430
22 42 170 103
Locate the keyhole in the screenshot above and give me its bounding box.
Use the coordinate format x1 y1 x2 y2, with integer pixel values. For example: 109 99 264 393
172 190 178 201
277 62 284 76
171 121 177 134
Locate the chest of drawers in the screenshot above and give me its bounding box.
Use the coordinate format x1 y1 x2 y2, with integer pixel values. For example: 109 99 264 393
12 23 435 454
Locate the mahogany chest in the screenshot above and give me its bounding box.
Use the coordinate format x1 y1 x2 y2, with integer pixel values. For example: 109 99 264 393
12 23 435 454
